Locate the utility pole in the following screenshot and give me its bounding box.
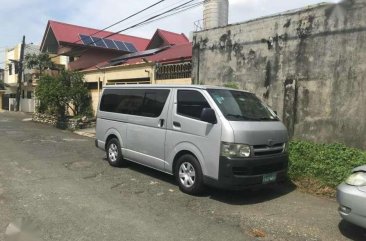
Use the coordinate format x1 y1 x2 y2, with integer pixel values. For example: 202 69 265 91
15 35 25 111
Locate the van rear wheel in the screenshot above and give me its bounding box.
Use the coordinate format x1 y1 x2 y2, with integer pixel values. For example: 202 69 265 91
175 154 204 195
106 138 126 167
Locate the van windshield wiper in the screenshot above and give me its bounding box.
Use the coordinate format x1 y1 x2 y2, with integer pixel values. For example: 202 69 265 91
226 114 278 121
257 117 280 121
225 114 259 121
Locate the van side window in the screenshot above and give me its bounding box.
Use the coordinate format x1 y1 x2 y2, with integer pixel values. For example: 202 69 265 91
100 89 170 117
177 90 210 119
140 90 170 117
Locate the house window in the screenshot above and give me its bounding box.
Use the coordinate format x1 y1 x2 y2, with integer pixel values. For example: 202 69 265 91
27 91 32 99
15 64 19 75
22 90 25 99
8 64 13 75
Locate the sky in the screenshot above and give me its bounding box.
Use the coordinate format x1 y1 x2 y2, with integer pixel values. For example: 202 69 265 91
0 0 340 68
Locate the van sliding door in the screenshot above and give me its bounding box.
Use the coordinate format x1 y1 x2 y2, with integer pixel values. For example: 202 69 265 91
125 89 171 170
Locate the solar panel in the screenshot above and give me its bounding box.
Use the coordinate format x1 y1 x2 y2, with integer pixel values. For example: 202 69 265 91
80 35 95 46
103 38 118 49
124 42 138 52
91 37 107 48
109 46 169 66
114 41 129 52
79 34 138 53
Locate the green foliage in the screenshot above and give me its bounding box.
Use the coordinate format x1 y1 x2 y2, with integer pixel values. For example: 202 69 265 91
24 53 54 75
223 82 239 89
36 70 92 117
289 140 366 188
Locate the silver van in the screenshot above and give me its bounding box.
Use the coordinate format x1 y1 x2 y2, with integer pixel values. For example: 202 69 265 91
95 85 289 194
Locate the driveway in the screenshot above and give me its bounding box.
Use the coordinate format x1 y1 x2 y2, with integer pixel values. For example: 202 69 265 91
0 112 365 241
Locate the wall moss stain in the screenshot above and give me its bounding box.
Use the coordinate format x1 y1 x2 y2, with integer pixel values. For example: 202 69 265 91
219 66 234 83
218 30 233 61
284 19 291 28
296 15 315 39
233 43 245 67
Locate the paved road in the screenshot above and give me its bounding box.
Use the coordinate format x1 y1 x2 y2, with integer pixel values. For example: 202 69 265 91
0 112 365 241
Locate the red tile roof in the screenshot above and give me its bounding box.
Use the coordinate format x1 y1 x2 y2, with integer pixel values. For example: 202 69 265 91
83 43 192 71
145 29 189 49
125 43 192 64
41 20 150 51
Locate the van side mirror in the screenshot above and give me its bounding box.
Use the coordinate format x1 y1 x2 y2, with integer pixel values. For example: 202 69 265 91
200 108 217 124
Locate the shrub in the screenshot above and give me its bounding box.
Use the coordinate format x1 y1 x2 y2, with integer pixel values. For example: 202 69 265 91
36 70 92 117
223 82 239 89
289 140 366 188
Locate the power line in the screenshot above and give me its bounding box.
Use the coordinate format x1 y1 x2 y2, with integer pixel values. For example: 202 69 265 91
129 1 205 31
82 0 166 41
98 0 198 40
121 0 197 27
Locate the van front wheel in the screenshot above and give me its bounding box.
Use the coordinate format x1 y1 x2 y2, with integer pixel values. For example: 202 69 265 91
106 138 126 167
175 154 204 195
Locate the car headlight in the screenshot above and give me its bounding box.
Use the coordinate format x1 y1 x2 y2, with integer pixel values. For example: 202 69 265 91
221 142 251 158
345 172 366 186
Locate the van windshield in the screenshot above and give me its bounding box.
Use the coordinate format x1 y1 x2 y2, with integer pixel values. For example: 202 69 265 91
207 89 279 121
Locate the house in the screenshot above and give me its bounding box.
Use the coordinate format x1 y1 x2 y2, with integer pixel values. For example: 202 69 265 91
40 20 150 71
40 21 193 114
0 68 4 82
3 43 66 112
4 43 40 112
0 68 5 110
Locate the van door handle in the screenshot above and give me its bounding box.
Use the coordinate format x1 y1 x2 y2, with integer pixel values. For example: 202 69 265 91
173 121 181 128
159 119 165 127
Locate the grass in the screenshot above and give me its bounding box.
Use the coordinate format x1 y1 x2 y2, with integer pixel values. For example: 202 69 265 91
288 140 366 197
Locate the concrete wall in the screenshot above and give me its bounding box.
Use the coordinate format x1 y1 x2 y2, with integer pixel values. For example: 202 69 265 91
90 89 100 115
20 99 35 113
155 78 192 85
192 0 366 149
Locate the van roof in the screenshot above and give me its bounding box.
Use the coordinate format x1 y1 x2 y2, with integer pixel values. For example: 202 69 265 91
102 84 250 92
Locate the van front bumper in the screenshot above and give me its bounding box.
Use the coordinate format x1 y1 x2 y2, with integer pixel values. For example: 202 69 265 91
204 154 288 190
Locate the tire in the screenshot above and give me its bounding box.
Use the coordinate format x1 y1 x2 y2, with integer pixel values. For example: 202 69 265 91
106 138 126 167
175 154 204 195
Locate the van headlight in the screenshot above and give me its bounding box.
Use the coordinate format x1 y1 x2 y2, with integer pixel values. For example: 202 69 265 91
221 142 251 158
345 172 366 186
283 142 289 153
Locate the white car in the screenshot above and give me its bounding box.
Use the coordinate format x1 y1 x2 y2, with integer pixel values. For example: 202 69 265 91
337 165 366 229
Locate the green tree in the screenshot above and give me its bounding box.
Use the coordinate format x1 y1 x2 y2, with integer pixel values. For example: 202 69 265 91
24 53 54 75
36 70 92 118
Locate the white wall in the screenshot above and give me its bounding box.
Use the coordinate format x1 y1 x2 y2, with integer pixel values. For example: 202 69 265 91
9 98 35 112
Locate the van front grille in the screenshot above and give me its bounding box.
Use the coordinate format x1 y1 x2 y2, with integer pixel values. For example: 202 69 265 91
252 143 284 156
232 162 285 176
